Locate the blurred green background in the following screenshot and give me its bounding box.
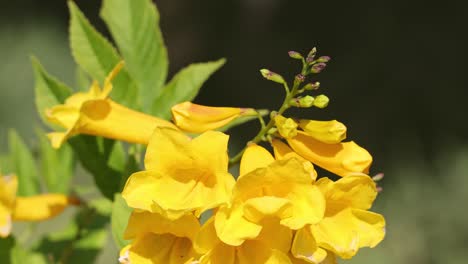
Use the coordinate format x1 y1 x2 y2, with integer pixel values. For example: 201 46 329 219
1 0 467 263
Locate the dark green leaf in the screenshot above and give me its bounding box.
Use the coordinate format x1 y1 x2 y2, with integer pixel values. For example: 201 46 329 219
68 136 122 200
101 0 168 111
0 237 14 264
8 130 40 196
37 129 74 194
152 59 226 119
31 57 73 126
111 194 132 249
68 1 138 108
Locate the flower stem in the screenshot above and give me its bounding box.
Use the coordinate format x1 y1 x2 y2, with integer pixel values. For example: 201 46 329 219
229 64 309 166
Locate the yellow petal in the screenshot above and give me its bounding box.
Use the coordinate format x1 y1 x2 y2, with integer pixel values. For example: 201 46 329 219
275 115 298 139
12 194 79 221
287 132 372 177
172 101 255 133
101 61 125 98
271 140 317 181
199 243 236 264
298 120 346 144
281 185 325 229
290 252 337 264
310 208 385 259
292 228 327 264
317 175 377 211
128 233 196 264
256 217 293 252
0 174 17 209
78 99 178 145
214 204 262 246
0 209 12 238
194 216 219 254
243 196 292 223
239 144 274 177
118 244 131 264
124 211 200 241
237 241 292 264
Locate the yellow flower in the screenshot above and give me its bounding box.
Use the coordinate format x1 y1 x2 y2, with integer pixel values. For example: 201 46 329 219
289 251 337 264
46 61 177 149
171 101 257 133
119 211 200 264
286 132 372 177
122 128 236 220
291 175 385 261
0 174 79 238
195 216 293 264
298 120 346 144
274 115 298 139
214 144 325 246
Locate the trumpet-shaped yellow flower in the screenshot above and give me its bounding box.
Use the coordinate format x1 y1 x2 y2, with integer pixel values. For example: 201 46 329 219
122 128 236 220
119 211 200 264
195 216 293 264
287 132 372 177
214 145 325 246
0 174 79 238
171 101 257 133
46 62 177 148
274 115 298 139
298 120 346 144
292 175 385 261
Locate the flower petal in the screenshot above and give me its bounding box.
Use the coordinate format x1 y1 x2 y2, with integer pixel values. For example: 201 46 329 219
271 140 317 181
287 132 372 177
310 208 385 259
239 144 274 177
291 228 327 264
215 204 262 246
12 194 79 221
281 185 325 229
298 120 346 144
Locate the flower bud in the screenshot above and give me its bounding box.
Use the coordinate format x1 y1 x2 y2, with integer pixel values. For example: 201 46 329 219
306 47 317 63
313 94 329 108
298 119 347 144
260 69 285 84
316 56 331 63
288 51 303 60
303 82 320 90
294 96 315 108
294 74 305 84
372 173 384 182
311 62 327 73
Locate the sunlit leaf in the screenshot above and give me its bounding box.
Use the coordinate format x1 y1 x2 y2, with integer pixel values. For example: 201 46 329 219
101 0 168 111
68 1 138 108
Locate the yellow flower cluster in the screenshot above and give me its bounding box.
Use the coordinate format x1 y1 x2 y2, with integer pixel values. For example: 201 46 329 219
0 174 79 238
117 116 385 263
43 63 385 264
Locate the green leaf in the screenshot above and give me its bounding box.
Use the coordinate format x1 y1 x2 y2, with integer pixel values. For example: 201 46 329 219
218 109 270 132
74 66 91 91
37 129 74 194
0 237 14 264
8 130 40 196
111 194 132 249
31 57 73 126
101 0 168 111
68 1 138 108
152 59 226 119
68 136 122 200
11 245 47 264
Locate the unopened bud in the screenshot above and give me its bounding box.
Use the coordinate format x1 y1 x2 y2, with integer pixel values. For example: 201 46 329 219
313 94 329 108
311 62 327 73
372 173 384 182
270 111 278 119
306 47 317 63
303 81 320 90
295 74 305 83
316 56 331 63
260 69 286 84
298 96 315 108
274 115 298 138
288 51 303 60
376 186 383 193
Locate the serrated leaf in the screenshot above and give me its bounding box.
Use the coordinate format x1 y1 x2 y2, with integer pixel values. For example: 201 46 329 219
68 136 122 200
75 66 91 91
68 1 138 108
101 0 168 111
31 57 73 126
8 130 40 196
152 59 226 119
111 194 132 249
37 129 74 194
218 109 269 132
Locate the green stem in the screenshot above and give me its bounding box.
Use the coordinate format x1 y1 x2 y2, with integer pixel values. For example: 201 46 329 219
229 65 309 166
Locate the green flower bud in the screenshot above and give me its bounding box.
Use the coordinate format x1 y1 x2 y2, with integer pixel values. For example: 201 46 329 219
313 94 329 108
260 69 286 84
298 96 315 107
316 56 331 63
303 82 320 90
288 51 303 60
306 47 317 63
